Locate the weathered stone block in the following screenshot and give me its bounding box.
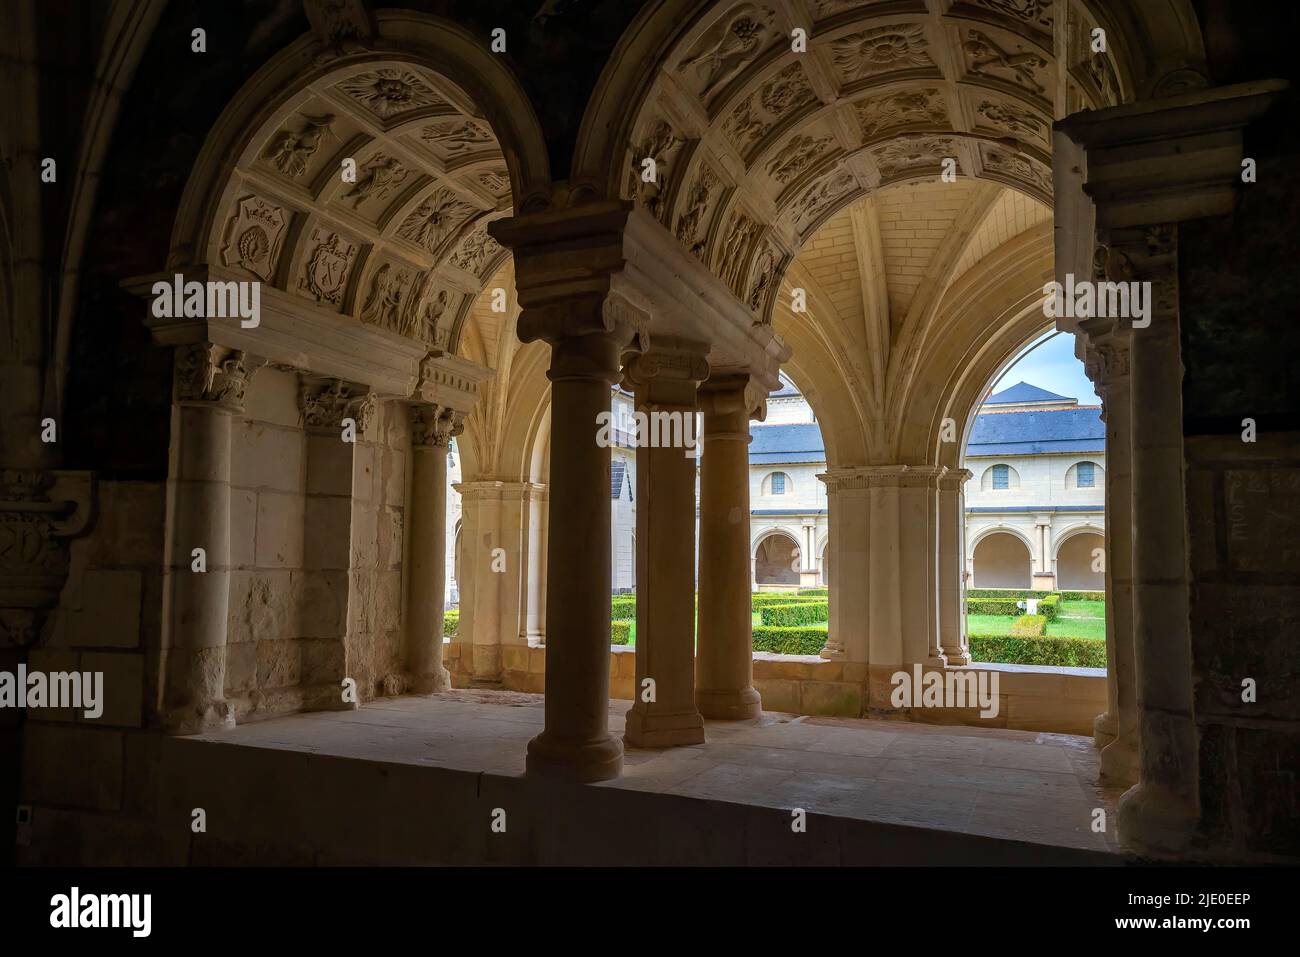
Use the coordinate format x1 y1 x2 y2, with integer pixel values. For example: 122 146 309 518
229 488 258 568
66 569 142 649
231 421 303 492
304 496 352 569
800 680 863 717
255 491 305 568
294 569 347 639
753 677 800 714
225 640 257 695
227 570 294 644
80 651 144 728
256 638 303 689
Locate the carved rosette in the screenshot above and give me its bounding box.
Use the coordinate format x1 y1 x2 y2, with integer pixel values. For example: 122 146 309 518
299 376 375 433
174 343 256 411
0 469 94 647
410 404 464 449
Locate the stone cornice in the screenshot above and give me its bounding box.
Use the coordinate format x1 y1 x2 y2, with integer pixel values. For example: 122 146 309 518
415 353 493 415
818 464 947 492
1055 79 1287 229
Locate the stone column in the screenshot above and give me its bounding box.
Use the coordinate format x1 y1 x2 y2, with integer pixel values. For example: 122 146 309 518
696 374 762 720
404 403 462 693
1116 226 1200 852
623 340 709 747
162 343 254 733
939 469 972 665
522 300 635 782
818 469 870 660
1083 319 1139 783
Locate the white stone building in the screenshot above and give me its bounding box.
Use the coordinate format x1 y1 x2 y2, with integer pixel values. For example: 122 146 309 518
963 382 1106 591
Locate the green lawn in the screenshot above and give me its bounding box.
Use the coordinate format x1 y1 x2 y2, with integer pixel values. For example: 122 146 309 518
967 599 1106 640
623 610 813 647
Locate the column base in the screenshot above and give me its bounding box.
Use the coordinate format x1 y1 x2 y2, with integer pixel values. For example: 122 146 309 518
924 654 948 669
469 677 504 690
697 686 761 721
1117 781 1200 858
162 700 235 735
819 640 846 660
942 650 971 666
1099 734 1139 785
623 706 705 748
409 667 452 695
526 731 624 783
1093 709 1118 749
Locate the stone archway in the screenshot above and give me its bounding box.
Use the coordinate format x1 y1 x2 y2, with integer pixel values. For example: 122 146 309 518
1056 529 1105 591
972 531 1032 589
754 531 801 587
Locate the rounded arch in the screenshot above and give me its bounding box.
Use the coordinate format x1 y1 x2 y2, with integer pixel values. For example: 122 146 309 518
970 529 1034 590
752 527 802 588
1053 522 1106 558
979 462 1021 491
760 469 793 496
172 11 550 266
1054 526 1106 591
1065 459 1105 489
968 523 1037 557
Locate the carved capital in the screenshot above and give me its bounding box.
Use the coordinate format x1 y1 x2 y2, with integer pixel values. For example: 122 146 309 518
299 375 375 433
698 372 768 421
0 469 95 648
304 0 373 59
410 404 464 449
174 343 257 410
939 468 973 492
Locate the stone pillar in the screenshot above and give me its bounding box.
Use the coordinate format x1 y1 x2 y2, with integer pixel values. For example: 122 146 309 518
162 343 254 733
1083 319 1139 783
939 469 972 665
1116 226 1200 852
696 374 762 720
521 300 635 782
405 403 462 693
818 469 870 660
623 340 708 748
898 467 946 668
299 376 373 709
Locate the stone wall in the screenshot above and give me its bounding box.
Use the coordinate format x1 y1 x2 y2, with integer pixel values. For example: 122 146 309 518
459 643 1104 736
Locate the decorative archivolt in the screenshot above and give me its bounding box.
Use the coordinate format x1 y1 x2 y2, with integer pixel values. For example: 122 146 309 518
600 0 1139 324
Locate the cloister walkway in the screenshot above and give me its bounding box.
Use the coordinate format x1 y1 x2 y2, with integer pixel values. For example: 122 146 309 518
166 691 1126 865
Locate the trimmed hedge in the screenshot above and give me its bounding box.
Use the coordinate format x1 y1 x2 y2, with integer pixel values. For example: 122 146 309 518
611 621 631 645
1011 614 1046 637
759 600 829 627
797 587 828 597
966 597 1025 616
752 625 828 656
1061 590 1105 601
751 591 807 607
969 633 1106 668
1038 594 1060 621
443 610 459 636
966 588 1058 599
611 596 636 620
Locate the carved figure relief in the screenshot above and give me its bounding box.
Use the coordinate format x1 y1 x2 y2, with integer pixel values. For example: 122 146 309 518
359 262 414 334
221 196 287 281
396 188 476 253
722 63 817 157
981 145 1051 195
831 24 932 82
264 114 334 177
338 68 445 118
791 170 856 234
855 89 947 139
964 31 1049 96
717 210 758 292
420 289 453 347
448 225 502 275
975 99 1046 143
297 227 358 306
419 118 495 154
629 119 684 222
974 0 1053 30
675 165 721 258
478 167 509 197
874 135 956 177
765 134 831 185
747 241 778 312
345 153 409 208
680 4 776 100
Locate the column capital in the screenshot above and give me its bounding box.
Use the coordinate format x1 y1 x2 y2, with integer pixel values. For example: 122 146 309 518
698 371 769 421
410 403 464 449
621 337 710 394
174 342 259 411
299 374 374 433
819 464 944 491
939 468 973 492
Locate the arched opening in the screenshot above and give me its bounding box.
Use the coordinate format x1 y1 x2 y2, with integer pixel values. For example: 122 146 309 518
972 532 1032 589
754 532 801 588
1057 530 1105 591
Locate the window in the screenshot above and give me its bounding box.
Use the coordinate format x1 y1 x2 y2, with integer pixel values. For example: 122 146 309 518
992 464 1009 490
770 472 787 495
1076 461 1096 488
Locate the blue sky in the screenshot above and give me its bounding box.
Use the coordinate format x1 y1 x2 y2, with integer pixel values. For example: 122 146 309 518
991 330 1100 404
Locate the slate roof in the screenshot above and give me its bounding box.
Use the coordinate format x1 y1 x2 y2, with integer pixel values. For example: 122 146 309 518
611 460 627 499
749 423 825 464
986 381 1074 404
966 406 1104 457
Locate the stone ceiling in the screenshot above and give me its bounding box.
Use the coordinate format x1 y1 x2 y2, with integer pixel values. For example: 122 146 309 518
620 0 1124 323
209 60 512 354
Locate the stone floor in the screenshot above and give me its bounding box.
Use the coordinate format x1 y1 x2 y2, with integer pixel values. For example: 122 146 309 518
195 689 1125 859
